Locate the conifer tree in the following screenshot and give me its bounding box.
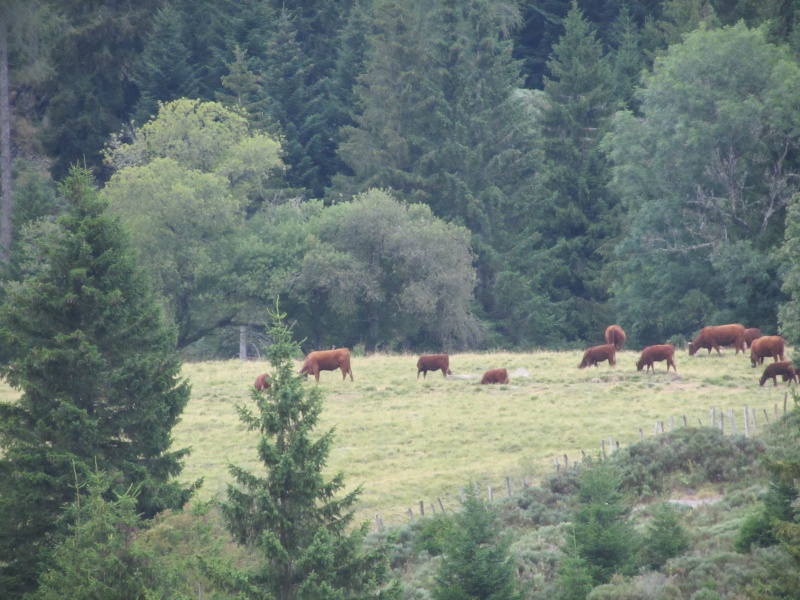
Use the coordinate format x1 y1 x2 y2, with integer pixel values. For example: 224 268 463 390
432 486 521 600
532 1 618 342
30 469 180 600
0 166 195 597
218 305 396 599
133 2 200 125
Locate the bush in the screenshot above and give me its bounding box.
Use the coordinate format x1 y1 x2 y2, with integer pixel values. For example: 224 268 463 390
614 428 765 497
641 503 690 569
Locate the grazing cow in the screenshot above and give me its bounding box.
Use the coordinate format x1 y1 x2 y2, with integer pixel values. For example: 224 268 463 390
688 324 746 356
578 344 617 369
299 348 354 383
749 336 786 367
759 361 798 387
254 373 270 391
417 354 452 379
481 368 509 384
744 328 762 348
636 344 677 374
604 325 627 350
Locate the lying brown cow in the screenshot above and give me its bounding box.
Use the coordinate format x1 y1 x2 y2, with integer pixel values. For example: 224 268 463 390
254 373 270 391
759 361 798 387
299 348 354 383
749 335 786 367
417 354 452 379
579 344 616 369
604 325 627 350
481 368 509 384
744 327 762 348
688 324 746 356
636 344 677 373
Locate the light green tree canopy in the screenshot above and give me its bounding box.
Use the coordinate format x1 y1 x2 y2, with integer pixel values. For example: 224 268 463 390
604 23 800 343
101 99 286 349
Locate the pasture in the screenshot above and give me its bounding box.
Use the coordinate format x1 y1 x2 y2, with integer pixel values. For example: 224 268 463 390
174 348 793 525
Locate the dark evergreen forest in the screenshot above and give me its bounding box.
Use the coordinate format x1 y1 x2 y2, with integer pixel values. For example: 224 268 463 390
4 0 800 354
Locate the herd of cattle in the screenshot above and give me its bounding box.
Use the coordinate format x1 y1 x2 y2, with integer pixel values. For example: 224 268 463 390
252 324 798 390
578 323 797 387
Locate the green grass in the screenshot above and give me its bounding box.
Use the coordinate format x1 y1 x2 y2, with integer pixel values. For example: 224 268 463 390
173 349 791 525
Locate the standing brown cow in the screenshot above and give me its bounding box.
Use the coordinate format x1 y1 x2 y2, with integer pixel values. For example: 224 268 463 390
744 328 762 348
759 361 798 387
299 348 354 383
417 354 452 379
636 344 677 373
480 368 509 384
749 336 786 367
254 373 270 391
579 344 617 368
604 325 627 350
688 324 746 356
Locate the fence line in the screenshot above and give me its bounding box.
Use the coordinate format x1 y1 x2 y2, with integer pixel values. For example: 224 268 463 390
380 393 794 531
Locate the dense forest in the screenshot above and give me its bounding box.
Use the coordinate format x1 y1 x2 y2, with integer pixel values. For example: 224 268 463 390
4 0 800 355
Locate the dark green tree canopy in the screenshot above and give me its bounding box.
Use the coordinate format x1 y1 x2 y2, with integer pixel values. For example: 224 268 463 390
0 166 195 597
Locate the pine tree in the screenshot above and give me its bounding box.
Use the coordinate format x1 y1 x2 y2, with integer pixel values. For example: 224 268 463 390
133 2 200 125
30 469 181 600
531 0 618 342
432 486 521 600
0 167 195 597
217 304 396 599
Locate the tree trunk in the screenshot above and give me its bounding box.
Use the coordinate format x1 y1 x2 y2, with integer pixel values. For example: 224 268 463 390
0 8 11 264
239 325 247 360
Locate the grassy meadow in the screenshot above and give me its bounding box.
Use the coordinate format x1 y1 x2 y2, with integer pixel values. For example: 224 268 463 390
174 348 794 525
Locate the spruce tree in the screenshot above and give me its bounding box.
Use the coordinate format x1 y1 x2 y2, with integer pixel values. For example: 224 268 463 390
532 0 618 342
218 305 396 599
432 486 521 600
0 167 195 597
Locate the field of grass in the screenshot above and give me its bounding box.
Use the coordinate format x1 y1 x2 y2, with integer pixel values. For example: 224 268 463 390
175 348 793 525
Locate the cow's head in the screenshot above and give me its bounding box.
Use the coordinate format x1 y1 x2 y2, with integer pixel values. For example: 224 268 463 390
688 343 698 356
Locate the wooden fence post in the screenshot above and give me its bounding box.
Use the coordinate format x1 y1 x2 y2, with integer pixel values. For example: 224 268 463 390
744 405 749 437
506 476 512 498
728 409 735 435
419 500 425 517
488 485 493 502
438 497 446 513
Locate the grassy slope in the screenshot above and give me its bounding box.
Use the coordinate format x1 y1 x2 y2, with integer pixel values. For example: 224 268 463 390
175 348 791 525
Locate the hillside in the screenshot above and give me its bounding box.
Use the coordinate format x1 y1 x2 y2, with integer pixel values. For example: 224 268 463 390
175 348 790 525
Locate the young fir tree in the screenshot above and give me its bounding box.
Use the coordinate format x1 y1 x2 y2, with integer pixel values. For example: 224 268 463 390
0 166 195 598
432 485 521 600
31 469 182 600
218 305 397 600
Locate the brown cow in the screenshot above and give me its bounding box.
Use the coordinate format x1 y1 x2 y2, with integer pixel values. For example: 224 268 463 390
744 328 762 348
578 344 617 369
749 336 786 367
636 344 677 373
481 368 509 384
299 348 354 383
254 373 271 391
604 325 627 350
417 354 452 379
688 324 746 356
759 361 798 387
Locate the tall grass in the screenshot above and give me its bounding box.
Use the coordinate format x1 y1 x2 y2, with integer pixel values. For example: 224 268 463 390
175 349 789 525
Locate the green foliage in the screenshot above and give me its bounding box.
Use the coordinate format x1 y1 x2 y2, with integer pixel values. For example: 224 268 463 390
102 99 286 349
216 305 396 599
531 1 618 342
412 514 456 557
30 469 185 600
615 428 765 498
605 22 800 342
568 462 641 585
295 189 482 350
432 485 522 600
132 2 199 125
779 193 800 346
641 503 691 569
553 543 594 600
0 167 195 597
